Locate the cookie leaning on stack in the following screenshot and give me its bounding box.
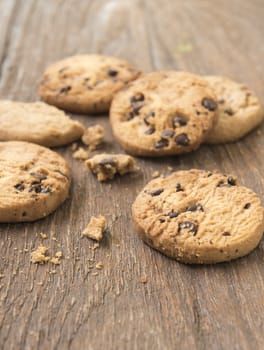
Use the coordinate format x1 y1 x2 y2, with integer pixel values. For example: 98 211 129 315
110 71 218 156
132 169 264 264
0 141 71 222
204 76 264 144
39 54 141 114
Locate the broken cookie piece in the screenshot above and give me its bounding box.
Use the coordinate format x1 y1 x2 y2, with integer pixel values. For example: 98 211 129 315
82 124 104 151
85 153 136 182
82 215 107 241
31 245 50 264
73 147 90 160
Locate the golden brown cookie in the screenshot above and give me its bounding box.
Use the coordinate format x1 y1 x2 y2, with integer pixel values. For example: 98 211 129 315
0 100 84 147
0 141 71 222
39 55 141 114
204 76 264 143
132 169 264 264
110 71 218 156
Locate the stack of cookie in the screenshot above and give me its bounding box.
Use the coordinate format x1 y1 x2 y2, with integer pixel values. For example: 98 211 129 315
0 54 263 264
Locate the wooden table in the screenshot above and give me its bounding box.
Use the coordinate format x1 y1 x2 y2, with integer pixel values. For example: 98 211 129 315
0 1 264 349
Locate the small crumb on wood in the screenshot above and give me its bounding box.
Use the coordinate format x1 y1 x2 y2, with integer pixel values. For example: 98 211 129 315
140 275 147 284
82 124 105 151
92 272 99 276
50 251 63 265
71 142 78 151
73 147 90 160
31 245 50 264
0 274 5 279
167 166 173 172
39 232 48 240
152 171 160 178
82 215 107 241
95 262 104 270
257 129 262 136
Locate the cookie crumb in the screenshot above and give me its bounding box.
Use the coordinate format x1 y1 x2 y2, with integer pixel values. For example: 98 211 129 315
73 147 90 160
92 272 99 276
86 153 137 182
71 142 78 151
167 166 173 172
95 262 104 270
257 129 262 136
82 124 105 151
152 171 160 178
82 215 107 241
31 245 50 264
140 275 147 284
39 232 48 240
50 251 63 265
0 274 5 279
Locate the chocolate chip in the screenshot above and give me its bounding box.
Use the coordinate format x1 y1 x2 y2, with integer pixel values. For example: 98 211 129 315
40 187 51 194
159 218 166 223
175 133 189 146
29 183 51 194
130 92 145 103
98 158 116 167
14 183 25 191
144 112 155 125
132 102 143 115
126 112 134 121
227 176 236 186
176 183 184 192
145 127 155 135
59 86 71 94
154 138 169 149
150 189 164 196
161 130 174 138
202 98 217 111
218 99 225 104
196 110 201 116
107 69 118 77
168 211 178 218
217 177 236 187
22 211 27 217
186 204 204 212
244 203 251 209
222 232 231 236
224 108 234 116
207 172 213 177
172 115 187 128
178 221 198 236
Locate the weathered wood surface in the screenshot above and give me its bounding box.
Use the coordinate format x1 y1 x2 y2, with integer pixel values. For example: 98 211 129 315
0 0 264 349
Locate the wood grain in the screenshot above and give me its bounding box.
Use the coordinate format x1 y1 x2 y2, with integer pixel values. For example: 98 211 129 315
0 0 264 349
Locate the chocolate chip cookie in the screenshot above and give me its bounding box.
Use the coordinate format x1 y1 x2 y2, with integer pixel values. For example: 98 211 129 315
39 55 141 114
110 71 218 156
204 76 264 143
132 169 264 263
0 141 71 222
0 101 84 147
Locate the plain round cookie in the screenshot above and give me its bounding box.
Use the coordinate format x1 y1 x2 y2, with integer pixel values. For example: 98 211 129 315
132 169 264 264
0 141 71 222
0 101 84 147
204 76 264 144
110 71 218 156
39 55 141 114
